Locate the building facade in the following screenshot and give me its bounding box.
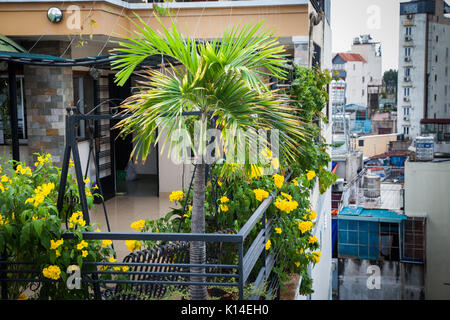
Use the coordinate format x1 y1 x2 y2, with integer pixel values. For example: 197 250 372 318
397 0 450 153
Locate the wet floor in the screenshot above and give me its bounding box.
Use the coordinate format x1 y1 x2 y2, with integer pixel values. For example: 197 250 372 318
89 175 175 260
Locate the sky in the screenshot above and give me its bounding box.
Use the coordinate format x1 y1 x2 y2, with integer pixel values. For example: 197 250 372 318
331 0 402 72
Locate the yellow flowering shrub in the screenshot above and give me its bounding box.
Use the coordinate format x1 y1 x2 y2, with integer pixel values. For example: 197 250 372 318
0 154 115 299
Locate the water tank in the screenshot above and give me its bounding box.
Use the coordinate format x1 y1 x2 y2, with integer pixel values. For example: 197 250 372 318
363 174 381 198
353 37 361 45
415 136 434 161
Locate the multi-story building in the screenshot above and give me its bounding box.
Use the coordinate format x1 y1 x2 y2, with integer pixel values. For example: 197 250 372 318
331 34 382 115
397 0 450 153
0 0 334 300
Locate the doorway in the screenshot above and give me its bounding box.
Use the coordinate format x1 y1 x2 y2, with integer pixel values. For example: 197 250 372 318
108 75 159 198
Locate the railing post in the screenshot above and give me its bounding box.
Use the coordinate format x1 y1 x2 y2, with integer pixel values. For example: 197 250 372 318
238 239 244 300
0 250 7 300
262 210 267 281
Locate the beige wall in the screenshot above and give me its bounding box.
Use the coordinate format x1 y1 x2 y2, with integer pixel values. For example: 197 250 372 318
0 2 309 40
351 134 399 158
404 160 450 300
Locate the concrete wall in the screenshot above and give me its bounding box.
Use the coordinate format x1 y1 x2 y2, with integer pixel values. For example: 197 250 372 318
404 159 450 299
337 258 425 300
351 133 399 158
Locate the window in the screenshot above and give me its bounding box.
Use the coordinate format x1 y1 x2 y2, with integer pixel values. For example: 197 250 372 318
436 35 439 43
405 47 411 56
435 74 437 82
404 87 410 96
406 26 412 36
403 107 410 116
73 74 96 139
402 217 426 263
353 63 356 71
0 76 27 144
405 67 411 77
403 126 410 135
358 139 364 147
362 89 365 97
435 55 438 63
446 67 448 77
362 76 365 83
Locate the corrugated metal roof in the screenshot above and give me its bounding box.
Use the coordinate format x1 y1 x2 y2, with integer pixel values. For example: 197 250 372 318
339 206 406 222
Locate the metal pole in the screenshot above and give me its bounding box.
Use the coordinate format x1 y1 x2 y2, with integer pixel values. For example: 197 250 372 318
238 241 244 300
7 62 19 162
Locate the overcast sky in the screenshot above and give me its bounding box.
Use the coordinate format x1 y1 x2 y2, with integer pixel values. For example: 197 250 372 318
331 0 402 72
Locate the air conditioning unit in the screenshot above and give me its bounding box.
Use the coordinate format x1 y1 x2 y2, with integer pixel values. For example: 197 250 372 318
403 116 410 121
404 76 411 82
407 14 414 20
404 97 410 102
404 56 411 62
405 36 412 42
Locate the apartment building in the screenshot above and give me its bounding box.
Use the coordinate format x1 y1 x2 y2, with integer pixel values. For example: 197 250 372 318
0 0 334 300
397 0 450 153
331 34 382 114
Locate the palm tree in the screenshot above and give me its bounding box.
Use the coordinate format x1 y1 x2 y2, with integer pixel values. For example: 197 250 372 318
111 14 307 300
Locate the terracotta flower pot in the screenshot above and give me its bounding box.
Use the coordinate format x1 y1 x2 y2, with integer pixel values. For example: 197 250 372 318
280 273 301 300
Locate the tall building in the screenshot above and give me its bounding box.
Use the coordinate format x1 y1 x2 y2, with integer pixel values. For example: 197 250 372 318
397 0 450 153
331 35 382 115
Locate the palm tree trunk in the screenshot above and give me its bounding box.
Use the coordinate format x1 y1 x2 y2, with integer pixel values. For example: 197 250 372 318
189 156 207 300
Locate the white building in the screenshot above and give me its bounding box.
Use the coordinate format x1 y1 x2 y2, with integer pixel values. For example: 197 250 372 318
397 0 450 153
404 158 450 299
331 35 382 112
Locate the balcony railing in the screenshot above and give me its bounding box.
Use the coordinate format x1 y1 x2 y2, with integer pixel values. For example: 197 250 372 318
0 195 281 300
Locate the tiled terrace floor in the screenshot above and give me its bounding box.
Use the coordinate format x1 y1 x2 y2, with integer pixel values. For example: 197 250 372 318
89 176 173 260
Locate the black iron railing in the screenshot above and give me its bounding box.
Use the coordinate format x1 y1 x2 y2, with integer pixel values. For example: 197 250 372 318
0 194 277 300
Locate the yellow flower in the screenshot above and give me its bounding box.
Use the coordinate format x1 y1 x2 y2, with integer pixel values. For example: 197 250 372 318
15 164 32 176
42 265 61 280
83 177 90 184
253 189 269 202
220 196 229 203
295 261 300 268
220 204 229 212
280 192 292 201
77 240 88 250
306 170 316 181
69 159 74 168
274 197 298 214
17 293 27 300
261 147 272 160
292 178 299 186
308 210 317 221
271 157 280 170
81 250 88 258
250 165 263 179
183 213 190 218
275 227 282 234
273 174 284 189
95 228 101 232
125 240 141 252
130 219 145 231
169 190 184 202
312 251 321 263
217 180 223 187
102 239 112 248
309 236 318 244
188 205 192 211
298 221 313 234
265 239 271 251
55 250 61 257
108 256 117 263
50 239 64 250
122 266 129 272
